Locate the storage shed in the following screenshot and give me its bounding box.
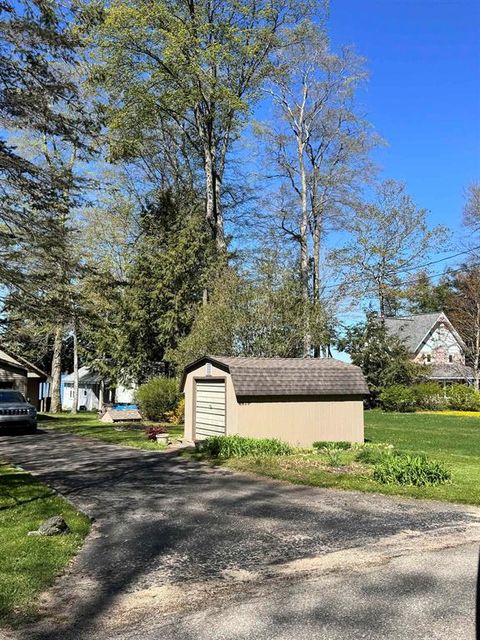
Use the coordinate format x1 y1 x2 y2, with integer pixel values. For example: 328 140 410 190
181 356 369 447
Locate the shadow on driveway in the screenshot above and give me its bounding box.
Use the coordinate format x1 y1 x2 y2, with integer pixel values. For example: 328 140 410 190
0 430 479 639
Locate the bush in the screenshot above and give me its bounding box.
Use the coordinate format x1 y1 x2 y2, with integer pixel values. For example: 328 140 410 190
313 441 351 451
145 426 168 441
379 385 417 412
136 378 180 421
201 435 293 459
446 384 480 411
413 382 447 411
164 396 185 425
373 454 451 486
355 443 397 465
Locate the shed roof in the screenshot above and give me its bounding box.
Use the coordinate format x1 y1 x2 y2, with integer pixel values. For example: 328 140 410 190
181 355 369 397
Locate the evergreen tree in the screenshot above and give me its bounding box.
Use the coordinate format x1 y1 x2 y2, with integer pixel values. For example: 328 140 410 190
337 312 427 404
94 190 218 382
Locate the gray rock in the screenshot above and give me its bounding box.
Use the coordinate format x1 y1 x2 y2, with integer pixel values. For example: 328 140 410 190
28 515 70 536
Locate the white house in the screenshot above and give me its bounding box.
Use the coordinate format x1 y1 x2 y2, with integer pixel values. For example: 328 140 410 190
62 367 136 411
385 312 473 384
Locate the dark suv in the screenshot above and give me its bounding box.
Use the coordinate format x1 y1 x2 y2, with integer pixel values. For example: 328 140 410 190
0 389 37 433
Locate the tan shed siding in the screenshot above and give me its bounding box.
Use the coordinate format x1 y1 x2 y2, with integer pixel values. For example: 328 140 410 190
236 396 364 447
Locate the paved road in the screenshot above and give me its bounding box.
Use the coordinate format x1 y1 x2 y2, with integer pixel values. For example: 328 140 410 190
0 429 479 640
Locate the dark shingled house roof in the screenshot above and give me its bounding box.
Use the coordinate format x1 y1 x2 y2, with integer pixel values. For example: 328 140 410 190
384 312 465 354
181 355 369 397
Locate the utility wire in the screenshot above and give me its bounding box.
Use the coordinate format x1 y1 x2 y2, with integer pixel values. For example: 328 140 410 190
322 245 480 292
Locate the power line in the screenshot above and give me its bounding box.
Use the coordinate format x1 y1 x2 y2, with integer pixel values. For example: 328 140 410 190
322 245 480 292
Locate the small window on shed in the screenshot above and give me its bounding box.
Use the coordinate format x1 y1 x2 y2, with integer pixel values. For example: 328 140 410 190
426 354 431 363
448 354 453 363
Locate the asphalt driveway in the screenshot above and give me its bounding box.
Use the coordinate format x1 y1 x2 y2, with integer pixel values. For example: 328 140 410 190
0 429 479 640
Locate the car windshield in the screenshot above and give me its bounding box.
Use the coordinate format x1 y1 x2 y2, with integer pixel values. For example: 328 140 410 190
0 391 26 403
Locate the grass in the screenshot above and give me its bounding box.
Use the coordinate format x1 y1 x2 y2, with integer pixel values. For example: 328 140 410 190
40 412 184 450
189 411 480 506
0 465 90 624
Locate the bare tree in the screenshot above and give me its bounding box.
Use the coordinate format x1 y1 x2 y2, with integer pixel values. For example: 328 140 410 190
331 180 449 318
262 24 376 353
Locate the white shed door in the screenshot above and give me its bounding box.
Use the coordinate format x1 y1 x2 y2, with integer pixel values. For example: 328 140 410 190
195 380 226 439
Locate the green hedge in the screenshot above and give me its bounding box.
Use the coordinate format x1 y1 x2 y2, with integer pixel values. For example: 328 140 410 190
379 385 417 412
446 384 480 411
135 377 180 421
379 382 480 413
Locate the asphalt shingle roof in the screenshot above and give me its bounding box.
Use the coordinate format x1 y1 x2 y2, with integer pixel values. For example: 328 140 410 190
384 312 446 353
183 356 369 397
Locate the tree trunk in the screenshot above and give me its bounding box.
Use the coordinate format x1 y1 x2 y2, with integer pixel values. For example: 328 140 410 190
298 140 310 356
474 302 480 390
50 325 63 413
71 326 79 414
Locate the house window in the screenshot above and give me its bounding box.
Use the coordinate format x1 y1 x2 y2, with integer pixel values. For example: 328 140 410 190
84 389 87 396
448 354 453 363
426 354 431 363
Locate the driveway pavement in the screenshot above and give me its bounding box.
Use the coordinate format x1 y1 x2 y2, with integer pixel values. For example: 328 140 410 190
0 429 479 640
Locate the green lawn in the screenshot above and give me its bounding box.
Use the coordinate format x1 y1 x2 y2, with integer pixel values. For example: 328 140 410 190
40 413 184 450
0 465 90 624
210 411 480 506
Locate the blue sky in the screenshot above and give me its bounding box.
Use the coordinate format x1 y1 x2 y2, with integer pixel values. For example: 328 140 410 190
328 0 480 238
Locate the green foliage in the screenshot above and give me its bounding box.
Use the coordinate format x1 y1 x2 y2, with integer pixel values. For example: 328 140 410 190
355 442 397 465
200 435 293 459
111 191 218 381
413 382 447 410
135 377 180 421
313 441 351 451
373 454 451 487
323 449 343 466
165 396 185 425
379 385 417 412
169 247 327 371
404 271 453 314
337 312 426 405
446 384 480 411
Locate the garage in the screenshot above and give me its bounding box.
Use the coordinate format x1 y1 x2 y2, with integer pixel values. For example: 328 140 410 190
194 380 226 438
181 356 369 447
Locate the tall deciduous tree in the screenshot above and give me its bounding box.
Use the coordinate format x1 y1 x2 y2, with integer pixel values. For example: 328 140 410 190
262 23 376 354
332 180 449 318
88 0 312 252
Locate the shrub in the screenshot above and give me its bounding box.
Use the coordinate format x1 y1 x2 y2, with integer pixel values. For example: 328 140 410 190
373 454 451 486
324 448 344 466
379 385 417 412
145 426 168 441
201 435 293 459
136 378 180 421
165 396 185 425
355 443 397 465
446 384 480 411
413 382 447 410
313 441 351 451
